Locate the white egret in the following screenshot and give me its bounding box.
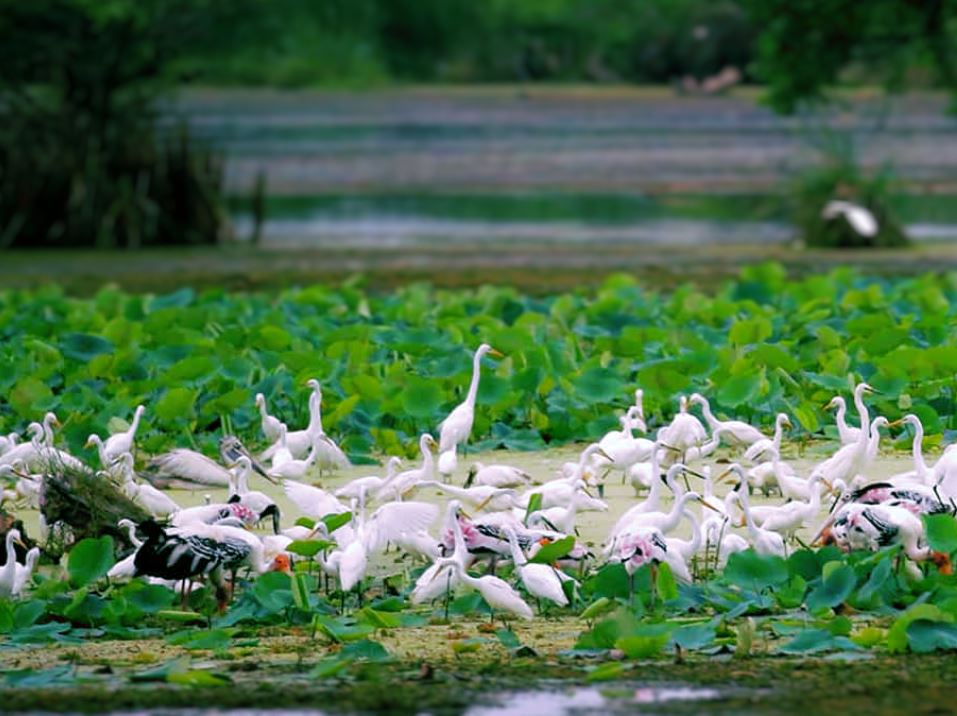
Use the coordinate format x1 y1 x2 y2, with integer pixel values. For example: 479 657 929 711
502 527 568 609
255 393 283 444
144 449 232 489
0 528 28 597
85 405 145 466
826 396 862 446
336 457 403 500
743 413 791 464
465 462 532 489
822 200 878 237
689 393 765 447
437 343 503 477
116 453 180 517
428 557 533 622
727 471 786 558
657 396 707 461
376 434 437 501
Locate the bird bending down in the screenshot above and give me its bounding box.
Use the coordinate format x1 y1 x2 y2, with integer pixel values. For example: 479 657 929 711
689 393 764 447
143 449 232 489
465 462 532 489
743 413 791 464
429 557 533 623
503 526 569 609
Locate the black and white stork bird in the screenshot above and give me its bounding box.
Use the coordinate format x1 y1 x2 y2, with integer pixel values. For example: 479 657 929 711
815 502 951 576
133 519 289 608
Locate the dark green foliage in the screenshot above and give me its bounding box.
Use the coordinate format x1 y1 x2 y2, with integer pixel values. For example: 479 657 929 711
179 0 756 86
743 0 957 113
0 0 233 248
5 267 957 458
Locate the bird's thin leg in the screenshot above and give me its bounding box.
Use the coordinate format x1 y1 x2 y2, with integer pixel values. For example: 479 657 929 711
628 571 635 607
649 565 658 610
444 577 452 621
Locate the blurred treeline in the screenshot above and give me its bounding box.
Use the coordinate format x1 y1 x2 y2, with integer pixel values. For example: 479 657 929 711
179 0 755 86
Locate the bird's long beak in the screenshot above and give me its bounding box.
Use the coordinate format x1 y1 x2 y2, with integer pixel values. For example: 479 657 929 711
595 447 612 461
474 495 494 512
810 515 837 546
698 498 722 513
84 438 94 449
864 385 882 394
660 443 681 454
13 538 26 549
682 467 707 479
488 348 504 358
888 419 904 428
715 467 735 484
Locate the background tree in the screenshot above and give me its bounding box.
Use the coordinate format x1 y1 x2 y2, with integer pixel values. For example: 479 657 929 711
743 0 957 114
0 0 251 248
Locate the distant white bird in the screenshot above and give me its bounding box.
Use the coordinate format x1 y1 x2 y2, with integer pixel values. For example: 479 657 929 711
527 487 606 534
465 462 532 489
419 481 518 513
689 393 764 447
267 435 330 481
260 381 350 472
85 405 145 466
593 406 654 478
0 529 39 598
657 396 707 461
255 393 282 444
826 396 862 446
822 200 878 238
144 449 232 489
743 413 791 464
284 481 349 521
0 432 19 456
269 423 294 470
336 457 403 501
376 434 437 501
437 343 503 477
115 453 180 517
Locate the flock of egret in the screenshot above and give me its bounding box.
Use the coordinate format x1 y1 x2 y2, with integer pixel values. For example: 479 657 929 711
1 343 955 622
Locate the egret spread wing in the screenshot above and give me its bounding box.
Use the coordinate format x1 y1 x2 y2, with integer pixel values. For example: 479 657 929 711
363 501 439 554
283 480 347 519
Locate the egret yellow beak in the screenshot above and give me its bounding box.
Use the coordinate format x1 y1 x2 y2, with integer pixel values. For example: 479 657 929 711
488 348 504 358
698 498 722 513
715 467 735 484
474 495 494 512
